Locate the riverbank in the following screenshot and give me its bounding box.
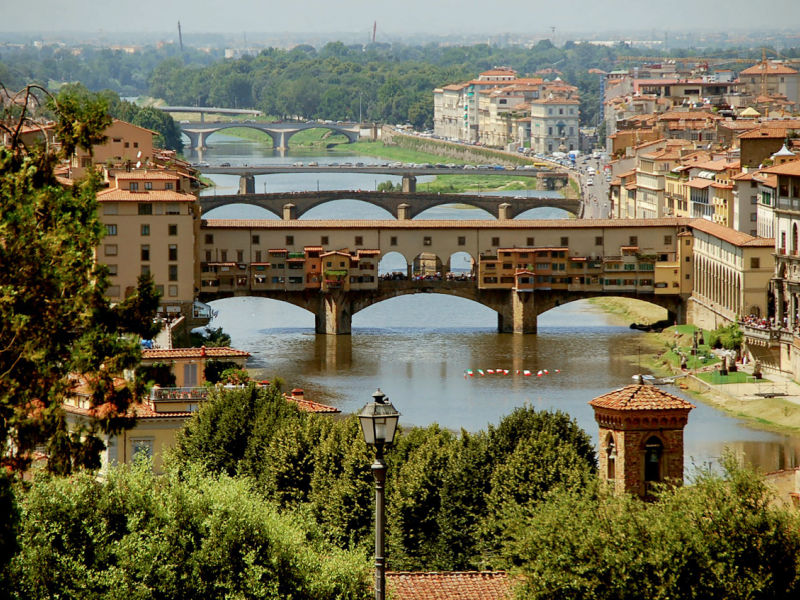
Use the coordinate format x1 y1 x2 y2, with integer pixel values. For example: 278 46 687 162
591 296 800 435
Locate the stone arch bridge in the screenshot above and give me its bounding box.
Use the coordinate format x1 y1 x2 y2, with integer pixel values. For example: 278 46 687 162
199 280 686 335
181 121 360 150
199 191 581 220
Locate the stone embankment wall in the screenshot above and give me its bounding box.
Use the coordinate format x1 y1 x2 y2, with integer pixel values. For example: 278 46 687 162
381 127 533 166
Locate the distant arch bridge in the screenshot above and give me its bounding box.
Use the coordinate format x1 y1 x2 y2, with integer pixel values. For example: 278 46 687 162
199 190 581 220
179 120 361 150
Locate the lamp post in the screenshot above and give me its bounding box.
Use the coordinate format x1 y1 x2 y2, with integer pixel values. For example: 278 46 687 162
358 389 401 600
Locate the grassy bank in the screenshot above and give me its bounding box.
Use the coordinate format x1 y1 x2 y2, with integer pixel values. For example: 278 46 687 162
617 321 800 435
588 297 667 325
329 140 469 165
418 175 539 193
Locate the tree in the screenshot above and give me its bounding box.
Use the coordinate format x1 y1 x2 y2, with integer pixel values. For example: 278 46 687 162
189 326 232 347
507 456 800 600
130 106 182 151
0 84 160 475
174 384 302 476
9 464 371 600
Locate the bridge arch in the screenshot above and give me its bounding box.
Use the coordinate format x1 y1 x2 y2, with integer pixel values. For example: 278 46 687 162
349 284 506 318
534 293 680 324
282 126 357 147
447 251 476 276
298 197 396 220
379 251 411 278
414 203 494 220
201 125 278 147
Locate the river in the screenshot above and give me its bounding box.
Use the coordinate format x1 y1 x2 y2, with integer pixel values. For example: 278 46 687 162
190 135 800 475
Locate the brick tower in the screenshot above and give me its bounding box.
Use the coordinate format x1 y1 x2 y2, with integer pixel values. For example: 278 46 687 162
589 381 694 498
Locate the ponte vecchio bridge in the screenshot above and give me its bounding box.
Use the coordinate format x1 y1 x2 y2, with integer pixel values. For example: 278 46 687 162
197 218 692 334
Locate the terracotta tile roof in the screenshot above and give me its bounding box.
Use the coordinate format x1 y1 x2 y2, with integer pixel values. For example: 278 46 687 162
480 69 517 77
688 218 773 247
114 170 180 180
386 572 512 600
740 61 799 76
284 390 340 414
590 384 695 411
202 218 692 230
96 189 196 202
110 118 158 136
132 403 194 419
688 178 715 189
762 160 800 177
532 96 580 105
141 347 251 360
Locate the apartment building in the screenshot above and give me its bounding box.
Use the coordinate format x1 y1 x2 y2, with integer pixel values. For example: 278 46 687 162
71 119 157 179
97 169 200 314
739 60 800 109
476 83 542 148
530 94 580 154
433 68 577 148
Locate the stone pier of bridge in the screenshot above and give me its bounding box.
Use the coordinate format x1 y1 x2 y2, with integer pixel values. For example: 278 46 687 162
497 290 538 334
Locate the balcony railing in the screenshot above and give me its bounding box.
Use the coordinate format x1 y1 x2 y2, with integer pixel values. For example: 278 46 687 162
150 387 209 402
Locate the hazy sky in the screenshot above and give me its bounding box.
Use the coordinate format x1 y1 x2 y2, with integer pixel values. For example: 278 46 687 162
4 0 800 35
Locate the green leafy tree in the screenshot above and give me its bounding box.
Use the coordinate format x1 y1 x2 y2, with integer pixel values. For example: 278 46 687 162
10 464 370 600
202 359 239 384
0 85 160 475
130 106 182 151
507 456 800 600
189 326 232 348
174 384 302 476
307 416 373 549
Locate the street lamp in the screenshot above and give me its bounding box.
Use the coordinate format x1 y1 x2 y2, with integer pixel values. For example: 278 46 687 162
358 389 401 600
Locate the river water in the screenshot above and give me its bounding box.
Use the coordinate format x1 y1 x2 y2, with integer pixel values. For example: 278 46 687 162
191 135 800 474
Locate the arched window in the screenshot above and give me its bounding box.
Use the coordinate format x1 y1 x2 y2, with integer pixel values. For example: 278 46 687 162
644 436 663 482
793 223 798 254
606 433 616 480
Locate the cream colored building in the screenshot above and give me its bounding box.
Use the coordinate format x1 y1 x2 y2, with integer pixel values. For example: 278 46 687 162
97 169 200 313
739 60 800 109
530 94 580 154
71 119 157 179
687 219 774 329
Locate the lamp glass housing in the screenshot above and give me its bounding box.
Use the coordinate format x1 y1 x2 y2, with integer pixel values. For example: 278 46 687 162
358 391 400 447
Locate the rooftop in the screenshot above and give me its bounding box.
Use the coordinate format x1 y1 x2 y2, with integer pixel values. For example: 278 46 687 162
740 61 799 76
202 218 691 230
141 347 251 360
386 571 511 600
96 189 196 202
590 383 695 412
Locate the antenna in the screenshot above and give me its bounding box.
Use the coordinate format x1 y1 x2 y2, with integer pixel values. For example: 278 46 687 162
177 21 183 52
